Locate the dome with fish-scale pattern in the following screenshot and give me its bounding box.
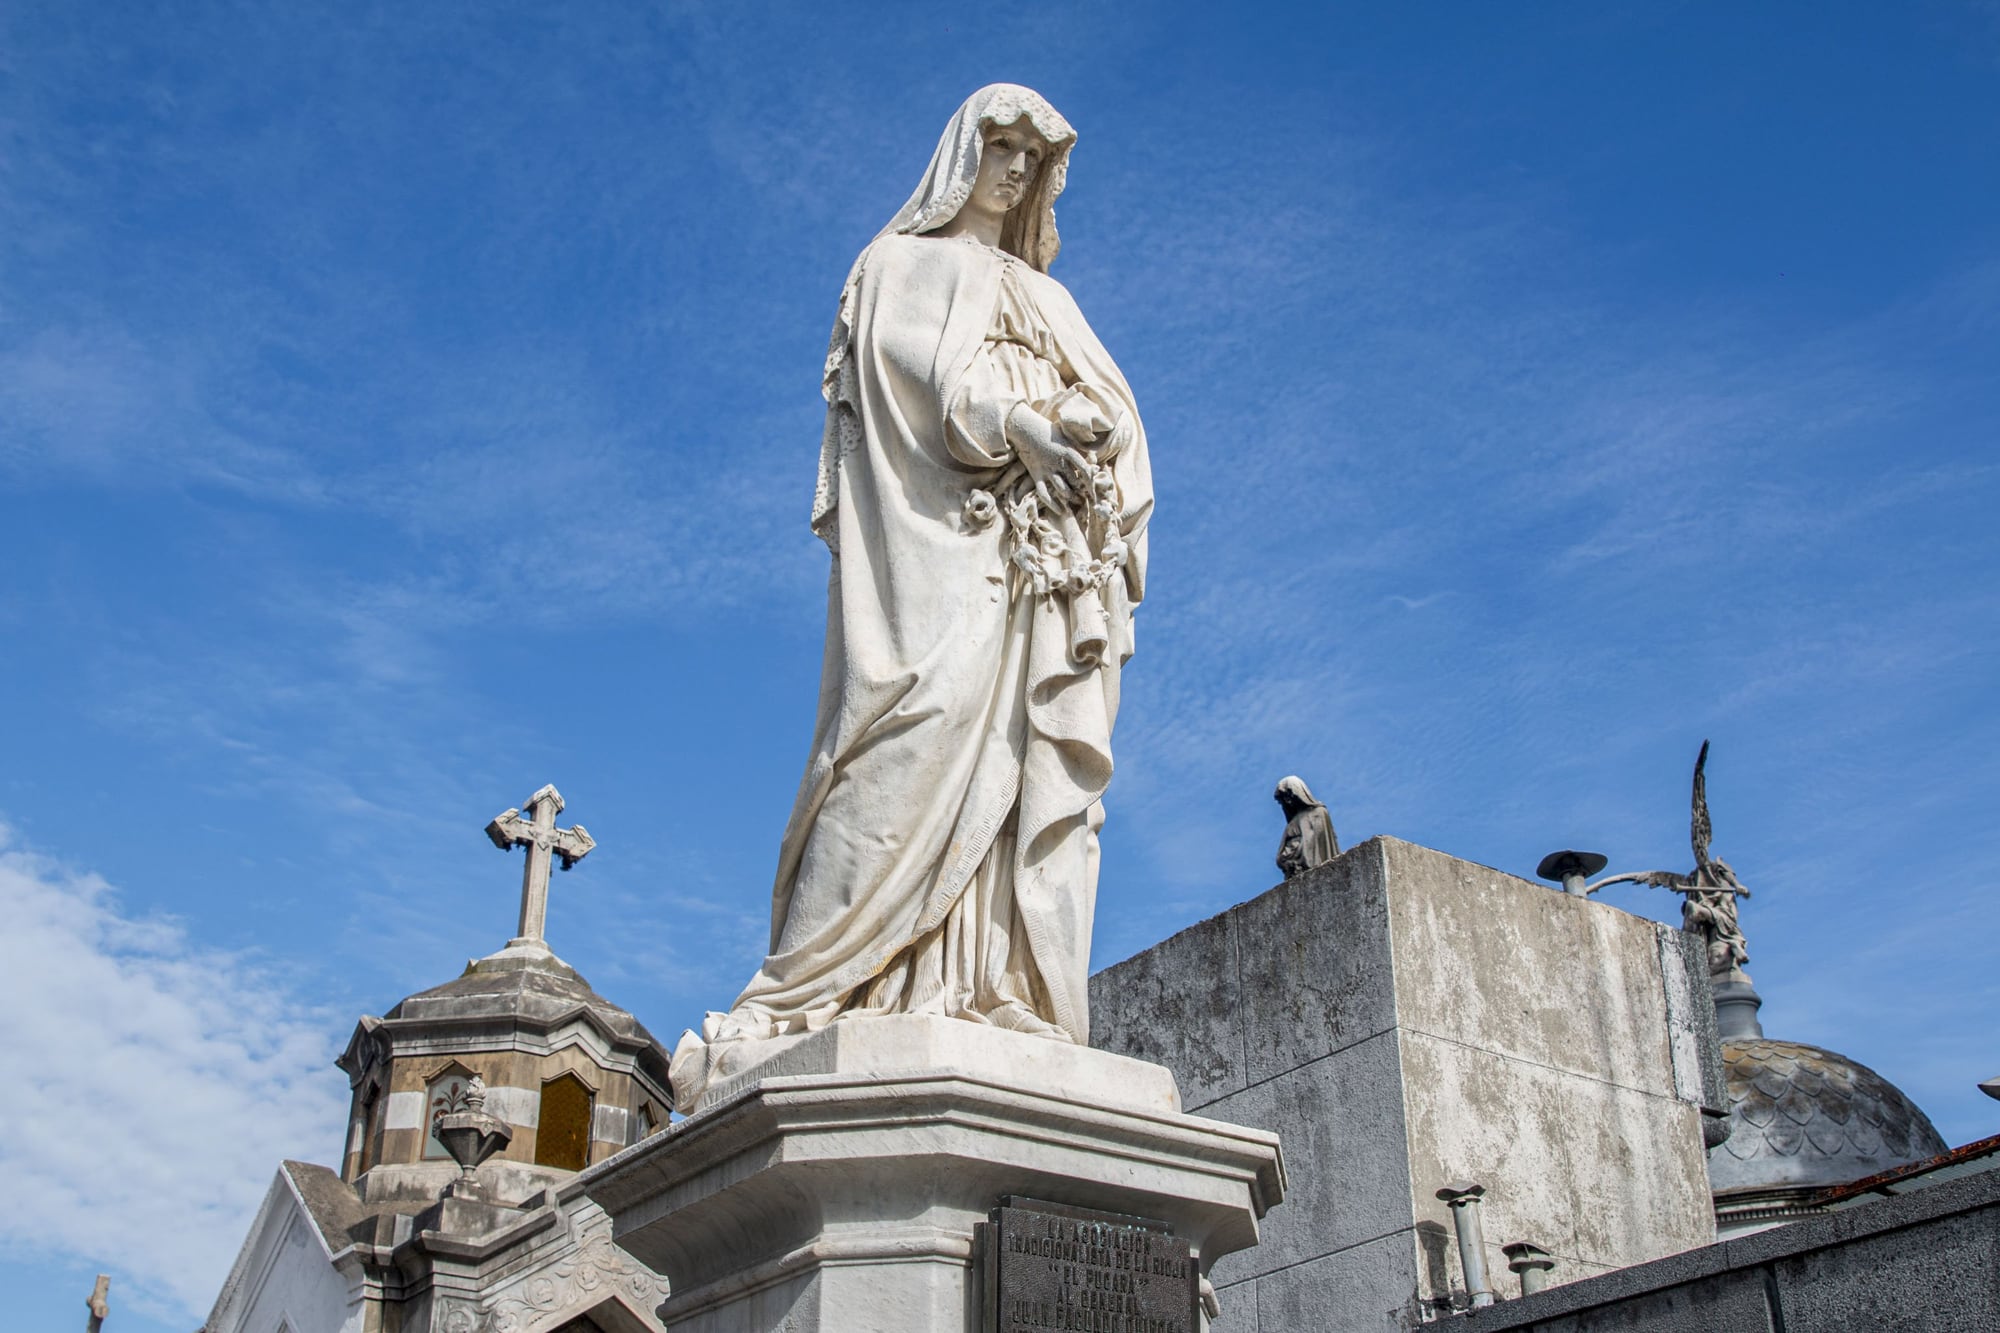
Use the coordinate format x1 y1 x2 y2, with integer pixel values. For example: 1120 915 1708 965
1708 1037 1946 1196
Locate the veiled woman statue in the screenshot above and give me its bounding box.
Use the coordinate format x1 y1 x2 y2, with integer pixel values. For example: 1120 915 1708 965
1273 776 1339 878
671 85 1152 1112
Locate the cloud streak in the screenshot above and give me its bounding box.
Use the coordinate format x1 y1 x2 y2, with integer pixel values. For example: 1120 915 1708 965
0 822 347 1321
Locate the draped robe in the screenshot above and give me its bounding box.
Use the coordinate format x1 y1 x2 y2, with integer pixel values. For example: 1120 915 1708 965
673 232 1151 1105
1277 806 1340 878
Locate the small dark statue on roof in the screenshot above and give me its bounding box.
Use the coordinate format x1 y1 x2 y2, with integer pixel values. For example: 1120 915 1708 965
1589 740 1750 979
1274 775 1340 878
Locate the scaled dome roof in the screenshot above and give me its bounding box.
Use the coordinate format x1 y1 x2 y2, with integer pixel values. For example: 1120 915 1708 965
1709 1037 1946 1195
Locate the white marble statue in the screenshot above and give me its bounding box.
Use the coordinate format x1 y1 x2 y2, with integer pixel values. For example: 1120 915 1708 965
671 85 1153 1113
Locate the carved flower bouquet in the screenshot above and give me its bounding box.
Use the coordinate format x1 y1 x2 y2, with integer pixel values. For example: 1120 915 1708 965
963 383 1133 602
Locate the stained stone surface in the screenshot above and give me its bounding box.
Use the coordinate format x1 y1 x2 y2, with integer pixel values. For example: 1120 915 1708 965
1090 836 1720 1329
1086 902 1249 1109
1249 1232 1424 1333
1199 1029 1413 1278
1230 844 1399 1087
1397 1029 1712 1281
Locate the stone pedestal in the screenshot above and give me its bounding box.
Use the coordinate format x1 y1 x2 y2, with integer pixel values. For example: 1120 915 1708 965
581 1015 1285 1332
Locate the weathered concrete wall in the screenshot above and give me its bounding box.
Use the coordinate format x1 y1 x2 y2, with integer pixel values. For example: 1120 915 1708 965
1380 838 1716 1299
1434 1166 2000 1332
1090 836 1718 1331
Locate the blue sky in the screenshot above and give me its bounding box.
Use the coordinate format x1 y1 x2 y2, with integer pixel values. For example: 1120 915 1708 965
3 3 1997 1326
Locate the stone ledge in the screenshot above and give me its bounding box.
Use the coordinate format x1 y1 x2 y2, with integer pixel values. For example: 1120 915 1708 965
1438 1165 2000 1329
694 1012 1184 1116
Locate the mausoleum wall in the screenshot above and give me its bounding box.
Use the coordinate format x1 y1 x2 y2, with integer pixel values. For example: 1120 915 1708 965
1090 836 1721 1330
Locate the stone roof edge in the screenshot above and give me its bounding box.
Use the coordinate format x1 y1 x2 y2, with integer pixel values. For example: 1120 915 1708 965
371 1000 673 1069
281 1159 371 1252
1438 1163 2000 1328
1801 1130 2000 1207
1093 835 1410 975
355 1012 676 1103
200 1162 363 1332
404 1197 562 1263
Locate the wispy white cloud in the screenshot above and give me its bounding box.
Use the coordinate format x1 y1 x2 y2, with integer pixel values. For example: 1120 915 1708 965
0 821 347 1322
0 322 327 501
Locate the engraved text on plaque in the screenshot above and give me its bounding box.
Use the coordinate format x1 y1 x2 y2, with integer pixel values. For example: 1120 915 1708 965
983 1196 1197 1333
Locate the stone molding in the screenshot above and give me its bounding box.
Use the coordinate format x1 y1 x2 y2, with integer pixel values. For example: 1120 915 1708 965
429 1203 669 1333
357 1010 664 1080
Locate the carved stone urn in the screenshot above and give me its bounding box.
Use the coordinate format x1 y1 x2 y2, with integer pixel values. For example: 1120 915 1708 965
436 1110 511 1182
434 1079 512 1202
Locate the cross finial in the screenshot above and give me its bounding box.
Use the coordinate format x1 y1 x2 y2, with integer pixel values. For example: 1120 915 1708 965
85 1275 109 1333
485 784 596 948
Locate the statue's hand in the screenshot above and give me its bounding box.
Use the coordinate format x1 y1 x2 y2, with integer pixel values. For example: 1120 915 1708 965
1008 403 1088 509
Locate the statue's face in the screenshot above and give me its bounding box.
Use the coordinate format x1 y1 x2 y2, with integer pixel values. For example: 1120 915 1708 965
970 118 1048 217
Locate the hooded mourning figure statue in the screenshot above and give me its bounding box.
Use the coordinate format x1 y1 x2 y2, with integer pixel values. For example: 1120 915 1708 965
1274 776 1339 878
671 85 1154 1113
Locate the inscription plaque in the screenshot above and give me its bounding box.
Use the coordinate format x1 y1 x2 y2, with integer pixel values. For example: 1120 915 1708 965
982 1195 1198 1333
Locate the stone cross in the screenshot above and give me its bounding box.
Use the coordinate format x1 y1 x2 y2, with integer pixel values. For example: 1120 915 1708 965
486 784 595 947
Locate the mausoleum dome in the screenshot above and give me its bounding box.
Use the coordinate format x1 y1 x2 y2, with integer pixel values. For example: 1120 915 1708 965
388 946 660 1049
1709 1036 1945 1208
332 785 675 1200
335 944 676 1197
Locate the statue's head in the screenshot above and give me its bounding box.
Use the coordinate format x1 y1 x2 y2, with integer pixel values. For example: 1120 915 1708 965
1274 775 1320 816
1700 857 1747 893
878 84 1077 272
964 116 1052 229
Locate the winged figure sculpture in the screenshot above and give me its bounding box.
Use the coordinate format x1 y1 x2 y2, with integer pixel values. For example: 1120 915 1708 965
1587 740 1751 977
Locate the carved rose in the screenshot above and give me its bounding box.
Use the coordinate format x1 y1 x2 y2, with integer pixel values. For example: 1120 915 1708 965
963 488 999 530
1091 465 1117 522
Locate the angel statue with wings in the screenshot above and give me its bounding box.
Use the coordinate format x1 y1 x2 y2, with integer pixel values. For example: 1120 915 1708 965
1589 741 1751 978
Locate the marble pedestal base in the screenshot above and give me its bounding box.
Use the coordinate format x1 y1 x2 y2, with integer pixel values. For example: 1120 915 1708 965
582 1015 1286 1333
